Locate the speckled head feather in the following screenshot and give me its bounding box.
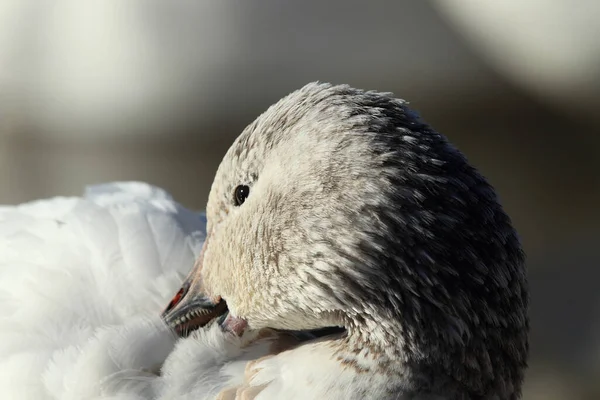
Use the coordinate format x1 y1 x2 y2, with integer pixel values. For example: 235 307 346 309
197 82 528 399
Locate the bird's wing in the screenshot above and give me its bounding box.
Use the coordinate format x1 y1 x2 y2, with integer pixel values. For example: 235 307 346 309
0 182 215 399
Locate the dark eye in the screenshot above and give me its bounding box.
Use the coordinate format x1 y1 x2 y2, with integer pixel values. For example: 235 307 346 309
234 185 250 206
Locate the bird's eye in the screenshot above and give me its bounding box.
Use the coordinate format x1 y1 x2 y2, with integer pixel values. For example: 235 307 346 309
234 185 250 206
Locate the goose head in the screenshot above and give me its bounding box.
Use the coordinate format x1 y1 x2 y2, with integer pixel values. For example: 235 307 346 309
162 82 528 398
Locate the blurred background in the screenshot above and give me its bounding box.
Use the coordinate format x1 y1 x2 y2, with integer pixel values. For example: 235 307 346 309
0 1 598 398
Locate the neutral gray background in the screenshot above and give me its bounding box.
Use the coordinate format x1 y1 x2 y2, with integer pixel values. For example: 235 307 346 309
1 2 599 398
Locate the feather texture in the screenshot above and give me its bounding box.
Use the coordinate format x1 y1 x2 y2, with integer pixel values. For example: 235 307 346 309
0 182 260 399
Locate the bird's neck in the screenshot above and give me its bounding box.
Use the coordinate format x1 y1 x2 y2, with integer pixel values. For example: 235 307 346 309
333 312 409 376
341 310 406 359
338 311 520 399
336 312 464 398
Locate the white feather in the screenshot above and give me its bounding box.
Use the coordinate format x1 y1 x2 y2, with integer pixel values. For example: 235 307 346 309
0 182 266 399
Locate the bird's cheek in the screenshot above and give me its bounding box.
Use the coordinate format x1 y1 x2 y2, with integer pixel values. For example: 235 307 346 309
198 258 220 299
200 257 233 301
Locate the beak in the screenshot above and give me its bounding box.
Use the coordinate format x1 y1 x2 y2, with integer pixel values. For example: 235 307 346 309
161 236 229 337
161 280 229 337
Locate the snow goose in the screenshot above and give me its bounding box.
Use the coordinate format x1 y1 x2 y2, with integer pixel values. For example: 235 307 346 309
163 82 529 399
